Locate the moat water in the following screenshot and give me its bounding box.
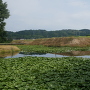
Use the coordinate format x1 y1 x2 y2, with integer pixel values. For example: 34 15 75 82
1 51 90 58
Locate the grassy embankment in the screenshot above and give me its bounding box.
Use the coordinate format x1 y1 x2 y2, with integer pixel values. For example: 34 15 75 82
0 45 20 53
15 37 90 55
0 45 20 57
12 36 90 47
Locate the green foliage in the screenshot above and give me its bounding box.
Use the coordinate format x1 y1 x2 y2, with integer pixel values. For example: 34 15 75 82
0 57 90 89
7 29 90 39
0 0 10 43
17 45 90 53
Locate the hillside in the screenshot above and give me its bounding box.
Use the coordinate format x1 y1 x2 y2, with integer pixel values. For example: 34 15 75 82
12 37 90 47
7 29 90 40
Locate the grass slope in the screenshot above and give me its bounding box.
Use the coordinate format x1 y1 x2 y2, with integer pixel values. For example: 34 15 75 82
12 37 90 47
0 45 20 53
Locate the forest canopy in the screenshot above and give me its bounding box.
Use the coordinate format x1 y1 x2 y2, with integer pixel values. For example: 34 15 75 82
7 29 90 40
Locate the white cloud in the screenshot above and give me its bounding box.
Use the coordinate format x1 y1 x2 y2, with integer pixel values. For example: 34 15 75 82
2 0 90 31
68 0 88 8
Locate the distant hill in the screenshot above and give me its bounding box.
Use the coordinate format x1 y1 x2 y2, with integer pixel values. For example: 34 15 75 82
7 29 90 40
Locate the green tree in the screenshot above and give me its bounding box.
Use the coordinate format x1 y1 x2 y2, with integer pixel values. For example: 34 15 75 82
0 0 10 42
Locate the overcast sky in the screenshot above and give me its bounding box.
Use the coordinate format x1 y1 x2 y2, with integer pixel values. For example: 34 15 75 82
2 0 90 32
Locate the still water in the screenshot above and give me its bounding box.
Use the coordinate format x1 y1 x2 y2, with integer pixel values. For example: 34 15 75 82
3 51 90 58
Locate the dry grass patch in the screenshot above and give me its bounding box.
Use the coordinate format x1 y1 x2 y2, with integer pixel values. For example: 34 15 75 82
11 39 33 44
12 37 90 47
0 45 20 53
28 37 90 47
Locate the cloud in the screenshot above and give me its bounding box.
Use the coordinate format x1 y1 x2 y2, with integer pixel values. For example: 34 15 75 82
69 0 87 7
2 0 90 31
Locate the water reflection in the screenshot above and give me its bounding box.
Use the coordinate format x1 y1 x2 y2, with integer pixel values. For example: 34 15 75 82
0 52 19 58
55 51 90 56
20 52 46 55
1 51 90 58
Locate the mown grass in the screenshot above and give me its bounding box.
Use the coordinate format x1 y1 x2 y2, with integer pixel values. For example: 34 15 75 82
0 56 90 89
17 45 90 53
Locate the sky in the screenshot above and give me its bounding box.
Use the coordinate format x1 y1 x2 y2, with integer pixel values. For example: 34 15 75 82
2 0 90 32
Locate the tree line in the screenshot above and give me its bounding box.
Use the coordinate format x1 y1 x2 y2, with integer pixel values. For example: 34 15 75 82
7 29 90 40
0 0 90 43
1 0 90 42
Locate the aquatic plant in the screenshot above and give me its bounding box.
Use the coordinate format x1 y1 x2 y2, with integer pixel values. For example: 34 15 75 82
0 57 90 89
17 45 90 54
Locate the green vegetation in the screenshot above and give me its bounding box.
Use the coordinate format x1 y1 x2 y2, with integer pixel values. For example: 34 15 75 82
0 0 10 43
0 56 90 89
17 45 90 53
0 0 90 89
0 45 90 89
7 29 90 39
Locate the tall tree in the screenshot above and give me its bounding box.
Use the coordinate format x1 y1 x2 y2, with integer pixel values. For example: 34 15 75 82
0 0 10 42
